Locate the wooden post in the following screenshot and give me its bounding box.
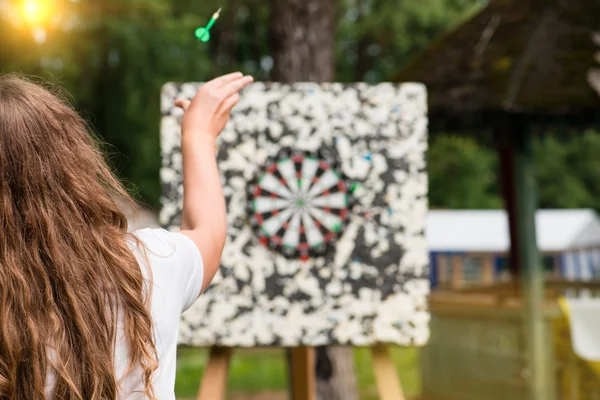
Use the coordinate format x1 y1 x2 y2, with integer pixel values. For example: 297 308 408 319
498 130 522 279
451 254 463 289
290 347 316 400
371 345 406 400
512 128 552 400
197 347 233 400
482 255 494 285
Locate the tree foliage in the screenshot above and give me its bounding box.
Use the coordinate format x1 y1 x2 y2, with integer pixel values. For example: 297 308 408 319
3 0 599 214
428 135 502 209
336 0 481 82
1 0 481 206
426 131 600 212
535 131 600 211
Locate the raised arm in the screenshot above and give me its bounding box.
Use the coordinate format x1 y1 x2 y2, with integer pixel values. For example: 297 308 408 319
175 72 253 293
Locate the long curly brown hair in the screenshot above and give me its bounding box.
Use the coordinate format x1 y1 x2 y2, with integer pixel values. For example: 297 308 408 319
0 75 158 399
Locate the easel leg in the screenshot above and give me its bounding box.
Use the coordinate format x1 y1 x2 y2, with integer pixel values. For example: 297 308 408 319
371 344 406 400
197 347 233 400
289 347 316 400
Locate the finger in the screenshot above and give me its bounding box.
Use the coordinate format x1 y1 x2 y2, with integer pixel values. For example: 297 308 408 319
204 72 244 90
174 99 191 110
219 75 254 99
219 93 241 114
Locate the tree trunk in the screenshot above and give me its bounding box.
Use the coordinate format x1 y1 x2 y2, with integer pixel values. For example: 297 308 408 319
270 0 336 82
270 1 359 400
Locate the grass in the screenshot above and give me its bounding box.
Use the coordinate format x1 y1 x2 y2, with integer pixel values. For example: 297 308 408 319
175 346 420 399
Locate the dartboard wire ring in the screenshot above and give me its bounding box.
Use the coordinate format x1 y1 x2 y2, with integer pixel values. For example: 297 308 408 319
246 148 354 260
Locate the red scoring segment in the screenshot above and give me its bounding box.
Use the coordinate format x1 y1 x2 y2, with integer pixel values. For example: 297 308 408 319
340 209 349 220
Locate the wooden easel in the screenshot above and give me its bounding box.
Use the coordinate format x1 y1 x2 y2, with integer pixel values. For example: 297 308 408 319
196 344 406 400
370 344 407 400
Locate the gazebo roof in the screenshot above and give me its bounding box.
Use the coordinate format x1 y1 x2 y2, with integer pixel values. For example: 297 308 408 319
396 0 600 116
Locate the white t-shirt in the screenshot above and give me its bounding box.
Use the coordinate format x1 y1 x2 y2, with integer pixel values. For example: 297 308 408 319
46 228 204 399
118 228 204 399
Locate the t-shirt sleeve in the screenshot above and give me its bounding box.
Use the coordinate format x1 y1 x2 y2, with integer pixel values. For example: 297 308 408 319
133 228 204 312
170 232 205 311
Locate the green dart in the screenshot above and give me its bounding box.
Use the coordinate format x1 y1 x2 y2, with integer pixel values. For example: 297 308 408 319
195 7 222 43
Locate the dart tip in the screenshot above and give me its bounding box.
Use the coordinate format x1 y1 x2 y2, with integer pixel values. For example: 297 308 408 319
214 7 222 18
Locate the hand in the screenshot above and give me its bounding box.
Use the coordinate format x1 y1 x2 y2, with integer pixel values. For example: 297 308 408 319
175 72 253 142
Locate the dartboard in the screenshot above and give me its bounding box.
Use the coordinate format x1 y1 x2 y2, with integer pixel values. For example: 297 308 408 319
247 148 355 261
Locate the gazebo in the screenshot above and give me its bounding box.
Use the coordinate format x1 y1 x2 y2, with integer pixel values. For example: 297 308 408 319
397 0 600 399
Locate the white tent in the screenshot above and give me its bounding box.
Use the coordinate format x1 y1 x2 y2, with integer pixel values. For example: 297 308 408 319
426 209 600 253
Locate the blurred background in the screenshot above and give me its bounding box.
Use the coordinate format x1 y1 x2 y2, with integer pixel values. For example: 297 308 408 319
1 0 489 209
2 0 598 214
2 0 600 399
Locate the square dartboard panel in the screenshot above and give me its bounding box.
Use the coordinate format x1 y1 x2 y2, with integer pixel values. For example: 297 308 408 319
160 82 430 347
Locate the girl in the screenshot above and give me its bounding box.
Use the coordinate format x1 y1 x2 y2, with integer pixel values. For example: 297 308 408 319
0 71 253 399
